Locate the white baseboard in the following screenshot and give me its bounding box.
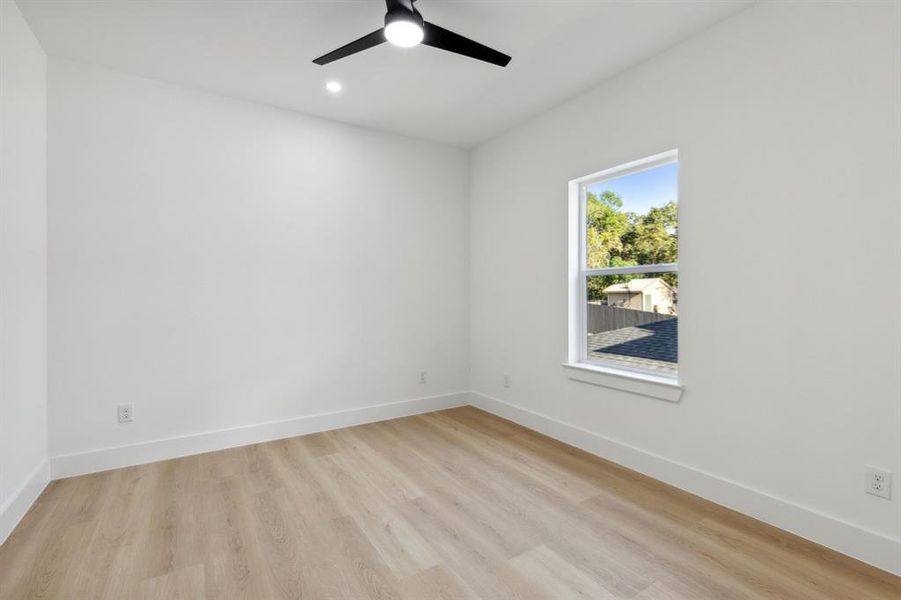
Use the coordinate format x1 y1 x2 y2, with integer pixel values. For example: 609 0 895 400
467 391 901 577
51 392 468 480
0 459 50 545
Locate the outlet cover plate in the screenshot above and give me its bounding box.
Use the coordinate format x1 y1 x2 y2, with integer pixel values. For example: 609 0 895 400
118 403 133 423
865 466 892 499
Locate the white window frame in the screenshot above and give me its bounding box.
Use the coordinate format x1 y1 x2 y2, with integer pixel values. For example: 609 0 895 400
566 150 681 392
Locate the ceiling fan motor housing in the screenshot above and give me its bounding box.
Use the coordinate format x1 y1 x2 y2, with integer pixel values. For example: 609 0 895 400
385 0 424 29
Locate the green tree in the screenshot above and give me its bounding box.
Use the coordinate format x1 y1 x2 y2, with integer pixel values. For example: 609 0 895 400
585 192 678 301
585 190 631 269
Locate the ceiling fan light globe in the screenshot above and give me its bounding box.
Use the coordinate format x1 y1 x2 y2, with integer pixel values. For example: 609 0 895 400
384 20 424 47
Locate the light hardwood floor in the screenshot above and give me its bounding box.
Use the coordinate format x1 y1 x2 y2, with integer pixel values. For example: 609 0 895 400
0 406 897 599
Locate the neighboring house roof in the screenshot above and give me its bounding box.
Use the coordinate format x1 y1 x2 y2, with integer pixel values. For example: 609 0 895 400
603 277 673 294
589 317 678 373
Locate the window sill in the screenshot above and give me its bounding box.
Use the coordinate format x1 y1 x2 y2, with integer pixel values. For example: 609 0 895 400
562 362 683 403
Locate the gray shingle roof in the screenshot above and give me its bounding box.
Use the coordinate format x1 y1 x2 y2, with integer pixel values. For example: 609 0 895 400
587 317 677 373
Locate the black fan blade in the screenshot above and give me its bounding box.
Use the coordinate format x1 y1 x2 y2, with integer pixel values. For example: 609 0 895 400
313 28 386 65
422 21 510 67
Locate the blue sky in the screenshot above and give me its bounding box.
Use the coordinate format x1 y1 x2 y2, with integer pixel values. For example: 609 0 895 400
587 162 678 215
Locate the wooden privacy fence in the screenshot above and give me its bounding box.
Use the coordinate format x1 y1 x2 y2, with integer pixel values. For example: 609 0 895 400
587 303 676 334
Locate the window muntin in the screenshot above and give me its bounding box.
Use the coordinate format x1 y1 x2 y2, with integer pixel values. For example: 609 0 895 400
572 152 678 378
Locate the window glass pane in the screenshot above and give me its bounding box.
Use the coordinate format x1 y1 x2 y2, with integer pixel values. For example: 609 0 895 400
585 272 678 374
585 162 678 269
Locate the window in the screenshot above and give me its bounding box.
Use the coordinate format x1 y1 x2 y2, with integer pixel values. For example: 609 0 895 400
568 150 678 381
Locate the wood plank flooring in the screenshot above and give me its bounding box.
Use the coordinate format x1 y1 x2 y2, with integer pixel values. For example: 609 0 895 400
0 406 897 599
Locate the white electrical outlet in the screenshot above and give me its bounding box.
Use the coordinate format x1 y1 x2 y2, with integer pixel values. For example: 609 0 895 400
419 371 427 384
865 466 892 499
503 374 510 388
118 403 133 423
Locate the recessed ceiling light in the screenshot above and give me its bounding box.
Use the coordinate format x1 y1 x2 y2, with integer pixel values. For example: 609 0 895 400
325 81 342 93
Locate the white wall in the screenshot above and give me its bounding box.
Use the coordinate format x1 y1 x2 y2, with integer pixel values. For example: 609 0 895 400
0 0 49 541
469 1 900 572
47 59 469 463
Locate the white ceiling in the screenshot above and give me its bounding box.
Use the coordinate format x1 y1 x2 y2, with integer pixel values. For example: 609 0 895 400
17 0 751 148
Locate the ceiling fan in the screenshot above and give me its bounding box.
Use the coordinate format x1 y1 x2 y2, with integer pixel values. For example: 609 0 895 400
312 0 511 68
